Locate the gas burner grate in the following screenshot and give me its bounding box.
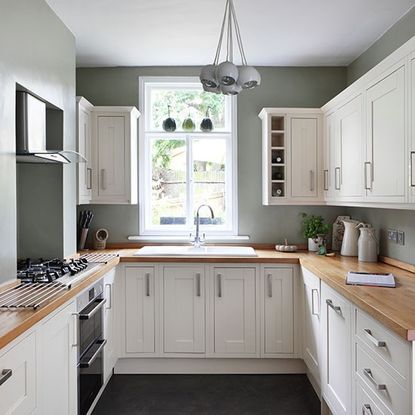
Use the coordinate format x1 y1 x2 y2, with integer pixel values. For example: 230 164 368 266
0 282 69 311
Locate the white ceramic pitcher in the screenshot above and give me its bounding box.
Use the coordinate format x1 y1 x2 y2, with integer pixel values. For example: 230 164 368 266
341 219 362 257
358 225 378 262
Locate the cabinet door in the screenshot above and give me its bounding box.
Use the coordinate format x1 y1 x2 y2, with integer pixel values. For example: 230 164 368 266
39 301 77 415
163 266 205 353
77 104 92 204
323 113 334 199
213 267 256 355
125 267 155 353
97 115 126 200
290 117 318 198
410 56 415 203
0 332 36 415
104 269 116 383
302 267 320 385
366 65 406 202
321 282 352 415
263 267 294 355
335 95 365 199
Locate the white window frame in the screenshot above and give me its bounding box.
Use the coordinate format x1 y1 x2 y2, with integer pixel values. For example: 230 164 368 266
138 76 238 237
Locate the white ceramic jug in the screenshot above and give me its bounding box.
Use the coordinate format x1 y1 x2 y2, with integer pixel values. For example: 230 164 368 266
341 219 362 257
358 226 378 262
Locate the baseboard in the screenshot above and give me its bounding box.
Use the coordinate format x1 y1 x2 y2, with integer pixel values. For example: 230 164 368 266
115 358 306 374
305 367 321 398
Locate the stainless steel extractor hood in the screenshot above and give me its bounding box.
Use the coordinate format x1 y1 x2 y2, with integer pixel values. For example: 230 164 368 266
16 91 85 164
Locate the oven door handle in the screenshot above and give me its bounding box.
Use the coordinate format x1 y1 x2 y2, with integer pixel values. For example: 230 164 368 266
79 298 106 320
79 339 107 368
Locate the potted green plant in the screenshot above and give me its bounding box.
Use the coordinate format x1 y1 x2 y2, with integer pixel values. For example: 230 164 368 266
301 213 331 252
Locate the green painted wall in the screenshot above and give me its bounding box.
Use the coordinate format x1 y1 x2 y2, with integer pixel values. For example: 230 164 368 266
76 66 348 245
0 0 76 284
347 6 415 84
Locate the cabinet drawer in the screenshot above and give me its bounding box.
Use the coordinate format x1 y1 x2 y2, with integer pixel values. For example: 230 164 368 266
355 380 392 415
0 332 37 415
355 308 410 383
356 344 410 415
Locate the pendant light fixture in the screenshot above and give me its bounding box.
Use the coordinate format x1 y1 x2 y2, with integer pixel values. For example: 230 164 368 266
200 0 261 95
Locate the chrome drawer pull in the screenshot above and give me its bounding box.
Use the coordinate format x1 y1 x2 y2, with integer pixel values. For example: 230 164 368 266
364 329 386 348
196 273 201 297
145 273 150 297
362 404 373 415
267 274 272 298
326 299 341 315
335 167 341 190
0 369 12 386
363 368 387 391
311 289 319 316
217 274 222 298
323 169 329 191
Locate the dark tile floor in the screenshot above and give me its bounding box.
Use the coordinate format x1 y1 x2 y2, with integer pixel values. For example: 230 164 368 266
93 374 320 415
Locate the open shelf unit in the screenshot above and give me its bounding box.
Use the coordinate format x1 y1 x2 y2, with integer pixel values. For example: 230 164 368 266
270 116 286 198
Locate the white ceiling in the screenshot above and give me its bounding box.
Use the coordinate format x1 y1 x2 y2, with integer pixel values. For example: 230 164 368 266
46 0 415 67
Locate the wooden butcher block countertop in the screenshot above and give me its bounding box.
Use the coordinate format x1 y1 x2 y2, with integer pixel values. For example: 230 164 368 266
1 247 415 350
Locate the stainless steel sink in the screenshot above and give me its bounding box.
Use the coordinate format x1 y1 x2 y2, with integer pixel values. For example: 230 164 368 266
133 245 257 257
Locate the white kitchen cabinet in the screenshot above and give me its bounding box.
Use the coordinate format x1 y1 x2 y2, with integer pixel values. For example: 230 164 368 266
125 266 155 354
301 267 320 386
104 268 117 383
76 97 94 205
259 108 323 205
323 112 335 199
213 267 257 356
410 53 415 203
38 301 77 415
92 107 139 204
331 94 365 201
263 267 294 356
365 63 406 203
321 282 352 415
163 266 205 354
0 332 37 415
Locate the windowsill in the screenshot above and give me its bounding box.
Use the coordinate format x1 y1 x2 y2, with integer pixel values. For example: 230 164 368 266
127 235 250 242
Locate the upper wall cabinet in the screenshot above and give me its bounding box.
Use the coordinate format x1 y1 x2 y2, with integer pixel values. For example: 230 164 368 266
76 98 140 205
259 108 323 205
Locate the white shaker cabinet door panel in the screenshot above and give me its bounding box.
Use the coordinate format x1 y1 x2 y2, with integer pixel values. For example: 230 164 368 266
290 117 318 198
125 267 155 354
321 282 352 415
213 267 257 355
97 116 126 199
263 267 294 355
410 56 415 202
366 65 406 202
163 266 205 354
0 332 37 415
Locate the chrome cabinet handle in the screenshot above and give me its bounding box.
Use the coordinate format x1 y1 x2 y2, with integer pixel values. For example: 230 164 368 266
362 404 373 415
0 369 12 387
267 274 272 298
364 329 386 348
323 169 329 191
326 299 341 315
196 273 201 297
309 170 314 192
335 167 341 190
145 273 150 297
364 162 372 190
217 274 222 298
71 313 79 347
311 289 319 316
411 152 415 187
79 339 107 368
105 283 112 309
363 368 387 391
101 169 106 190
79 298 106 320
87 167 92 190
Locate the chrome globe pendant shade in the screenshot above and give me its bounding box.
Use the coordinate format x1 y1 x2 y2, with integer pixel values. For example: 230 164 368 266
200 0 261 95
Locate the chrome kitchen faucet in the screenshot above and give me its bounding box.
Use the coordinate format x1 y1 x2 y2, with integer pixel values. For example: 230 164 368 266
191 204 215 248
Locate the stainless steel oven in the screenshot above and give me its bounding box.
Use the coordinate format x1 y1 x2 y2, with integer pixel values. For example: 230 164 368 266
76 280 106 415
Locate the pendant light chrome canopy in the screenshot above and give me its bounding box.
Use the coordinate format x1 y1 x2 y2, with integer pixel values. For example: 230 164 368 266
200 0 261 95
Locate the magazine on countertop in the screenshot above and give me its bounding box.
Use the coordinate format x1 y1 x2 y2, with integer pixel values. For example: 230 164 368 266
346 271 396 288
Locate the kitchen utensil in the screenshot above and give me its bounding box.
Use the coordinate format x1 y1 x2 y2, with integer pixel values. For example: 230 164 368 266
341 219 363 257
358 225 378 262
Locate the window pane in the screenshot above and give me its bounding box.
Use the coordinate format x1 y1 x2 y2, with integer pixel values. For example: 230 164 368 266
151 138 187 226
149 87 227 131
192 138 227 226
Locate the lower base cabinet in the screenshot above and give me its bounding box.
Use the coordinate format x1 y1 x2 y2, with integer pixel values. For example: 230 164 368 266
104 268 117 382
321 282 352 415
0 331 37 415
38 300 77 415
